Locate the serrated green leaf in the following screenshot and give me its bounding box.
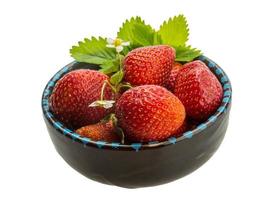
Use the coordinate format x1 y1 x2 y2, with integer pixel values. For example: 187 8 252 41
117 17 143 42
132 24 155 46
158 14 189 46
99 60 119 74
117 17 155 48
110 70 124 85
70 37 116 64
100 60 115 68
175 45 202 62
153 32 162 45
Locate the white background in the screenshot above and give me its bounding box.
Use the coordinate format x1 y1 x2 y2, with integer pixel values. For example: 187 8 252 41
0 0 269 199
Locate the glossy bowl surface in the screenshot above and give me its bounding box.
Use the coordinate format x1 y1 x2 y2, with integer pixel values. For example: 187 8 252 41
42 56 232 188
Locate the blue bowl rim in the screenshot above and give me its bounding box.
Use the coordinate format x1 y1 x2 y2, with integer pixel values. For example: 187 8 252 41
42 55 232 151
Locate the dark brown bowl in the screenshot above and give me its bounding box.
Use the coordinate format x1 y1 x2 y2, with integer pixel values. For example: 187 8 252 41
42 56 232 188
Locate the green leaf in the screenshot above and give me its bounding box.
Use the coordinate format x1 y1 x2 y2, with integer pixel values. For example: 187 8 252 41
132 24 155 46
99 60 119 74
158 14 189 46
153 32 162 45
117 17 143 42
110 70 124 85
175 45 202 62
117 17 155 48
70 37 116 64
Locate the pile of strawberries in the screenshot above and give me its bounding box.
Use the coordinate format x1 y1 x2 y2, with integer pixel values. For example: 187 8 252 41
50 45 223 143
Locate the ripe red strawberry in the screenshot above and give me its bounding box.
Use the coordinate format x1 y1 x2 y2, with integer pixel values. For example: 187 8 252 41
115 85 186 142
50 69 114 129
76 121 120 142
174 61 223 121
164 62 183 92
172 119 187 137
123 45 175 86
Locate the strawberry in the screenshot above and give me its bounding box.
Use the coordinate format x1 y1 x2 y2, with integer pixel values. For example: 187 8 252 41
172 119 187 137
174 60 223 121
123 45 175 86
164 62 183 92
115 85 186 142
76 121 120 142
50 69 114 129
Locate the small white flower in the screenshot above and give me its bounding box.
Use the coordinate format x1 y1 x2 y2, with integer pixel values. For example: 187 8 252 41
89 100 115 109
106 38 130 53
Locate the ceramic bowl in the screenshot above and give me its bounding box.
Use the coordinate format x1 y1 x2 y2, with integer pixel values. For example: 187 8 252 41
42 56 232 188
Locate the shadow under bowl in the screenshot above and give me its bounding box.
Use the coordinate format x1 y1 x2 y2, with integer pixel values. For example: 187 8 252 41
42 56 232 188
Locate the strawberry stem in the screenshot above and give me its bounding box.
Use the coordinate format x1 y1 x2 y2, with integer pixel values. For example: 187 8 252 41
117 53 123 69
100 80 117 101
100 81 107 101
119 82 133 90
